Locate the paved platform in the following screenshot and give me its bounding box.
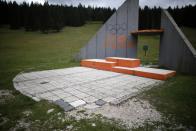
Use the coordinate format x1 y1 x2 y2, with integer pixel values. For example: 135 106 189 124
13 67 162 111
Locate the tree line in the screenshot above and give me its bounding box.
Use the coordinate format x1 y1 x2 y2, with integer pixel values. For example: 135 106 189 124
0 0 115 33
139 5 196 29
168 5 196 28
139 6 161 29
0 0 195 33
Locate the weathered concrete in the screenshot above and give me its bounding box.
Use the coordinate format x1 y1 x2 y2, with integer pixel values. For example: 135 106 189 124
77 0 139 59
13 67 162 111
160 10 196 74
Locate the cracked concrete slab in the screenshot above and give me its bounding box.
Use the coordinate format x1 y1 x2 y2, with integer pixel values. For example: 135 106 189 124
13 67 163 111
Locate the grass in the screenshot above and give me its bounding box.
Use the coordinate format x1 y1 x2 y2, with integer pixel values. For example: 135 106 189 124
182 27 196 49
0 22 101 90
0 22 128 130
0 23 196 130
137 35 160 65
132 75 196 130
136 27 196 129
137 27 196 65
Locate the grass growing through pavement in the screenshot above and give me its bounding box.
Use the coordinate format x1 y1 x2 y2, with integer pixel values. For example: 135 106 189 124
0 23 196 130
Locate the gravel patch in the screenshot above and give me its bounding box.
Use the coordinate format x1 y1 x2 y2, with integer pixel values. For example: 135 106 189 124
68 97 162 129
0 90 14 104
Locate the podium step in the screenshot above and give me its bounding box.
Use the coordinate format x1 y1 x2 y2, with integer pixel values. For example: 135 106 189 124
112 66 134 75
111 66 176 80
80 58 176 80
106 57 140 68
81 59 116 71
132 67 176 80
81 59 95 68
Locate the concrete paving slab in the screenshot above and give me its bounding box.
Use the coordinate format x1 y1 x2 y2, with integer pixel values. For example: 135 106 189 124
84 103 100 109
103 97 117 103
47 96 60 101
13 67 163 111
82 96 98 103
70 100 86 107
54 99 74 112
62 96 79 103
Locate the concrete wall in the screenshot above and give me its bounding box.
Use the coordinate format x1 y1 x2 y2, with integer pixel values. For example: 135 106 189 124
77 0 139 59
160 10 196 74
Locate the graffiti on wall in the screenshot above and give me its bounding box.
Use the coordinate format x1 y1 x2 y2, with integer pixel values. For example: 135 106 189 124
104 23 136 49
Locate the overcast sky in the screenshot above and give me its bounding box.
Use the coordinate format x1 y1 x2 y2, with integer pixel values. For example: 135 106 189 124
7 0 196 8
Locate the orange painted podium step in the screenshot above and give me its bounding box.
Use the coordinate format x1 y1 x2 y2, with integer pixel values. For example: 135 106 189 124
106 57 141 68
81 59 116 71
112 66 134 75
81 58 176 80
80 59 95 68
132 67 176 80
111 66 176 80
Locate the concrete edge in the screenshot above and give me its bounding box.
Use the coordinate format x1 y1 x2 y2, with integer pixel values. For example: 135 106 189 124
162 9 196 57
110 81 164 105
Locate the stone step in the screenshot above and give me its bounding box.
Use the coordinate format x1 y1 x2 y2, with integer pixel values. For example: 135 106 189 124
81 58 176 80
112 66 176 80
112 66 134 75
132 67 176 80
81 59 117 71
106 57 140 68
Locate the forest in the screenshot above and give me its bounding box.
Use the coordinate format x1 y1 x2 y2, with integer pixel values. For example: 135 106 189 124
0 0 196 33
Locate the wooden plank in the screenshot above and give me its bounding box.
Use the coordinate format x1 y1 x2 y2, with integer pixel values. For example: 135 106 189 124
131 29 164 35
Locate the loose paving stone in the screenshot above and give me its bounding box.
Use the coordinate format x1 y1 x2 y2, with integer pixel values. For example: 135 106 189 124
13 67 163 111
32 97 40 102
70 100 86 107
54 99 74 112
95 99 106 106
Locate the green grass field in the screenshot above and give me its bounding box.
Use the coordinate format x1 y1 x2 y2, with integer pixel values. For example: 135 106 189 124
0 23 196 130
0 22 101 90
182 27 196 49
137 35 160 65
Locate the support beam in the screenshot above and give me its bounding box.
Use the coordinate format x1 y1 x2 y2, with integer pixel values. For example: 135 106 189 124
131 29 164 35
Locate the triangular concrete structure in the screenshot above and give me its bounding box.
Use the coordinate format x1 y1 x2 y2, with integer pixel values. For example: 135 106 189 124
160 10 196 74
78 0 196 74
78 0 139 59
